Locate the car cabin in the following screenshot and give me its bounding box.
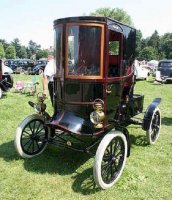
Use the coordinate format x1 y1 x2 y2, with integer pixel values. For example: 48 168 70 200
53 16 136 129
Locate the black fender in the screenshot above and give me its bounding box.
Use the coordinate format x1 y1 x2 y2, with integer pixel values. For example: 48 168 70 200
142 98 161 131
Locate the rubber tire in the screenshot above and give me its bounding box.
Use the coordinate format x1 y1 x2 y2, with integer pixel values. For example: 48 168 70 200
0 88 2 98
146 107 161 144
38 69 43 75
93 130 127 189
14 114 48 158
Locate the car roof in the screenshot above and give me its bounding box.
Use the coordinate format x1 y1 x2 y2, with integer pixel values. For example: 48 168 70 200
159 59 172 63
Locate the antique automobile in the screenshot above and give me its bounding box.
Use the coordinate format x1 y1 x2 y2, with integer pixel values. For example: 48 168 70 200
0 59 13 98
14 16 161 189
155 59 172 83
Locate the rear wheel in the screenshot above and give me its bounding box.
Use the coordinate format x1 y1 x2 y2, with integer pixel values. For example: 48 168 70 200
146 107 161 144
38 69 43 75
14 115 48 158
93 130 127 189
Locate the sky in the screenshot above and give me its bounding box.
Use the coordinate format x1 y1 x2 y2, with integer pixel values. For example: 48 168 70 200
0 0 172 49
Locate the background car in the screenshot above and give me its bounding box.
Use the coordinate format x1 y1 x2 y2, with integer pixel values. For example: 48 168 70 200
0 60 13 98
5 59 34 74
134 60 150 80
2 61 13 74
155 60 172 83
30 60 48 75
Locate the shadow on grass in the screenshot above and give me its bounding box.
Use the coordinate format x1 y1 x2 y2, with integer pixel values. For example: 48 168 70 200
161 117 172 126
0 93 7 99
72 167 101 195
0 140 101 194
0 133 151 195
130 134 148 147
0 140 20 161
0 140 90 175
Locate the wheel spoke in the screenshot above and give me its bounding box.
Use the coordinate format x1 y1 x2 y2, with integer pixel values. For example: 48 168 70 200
28 123 34 135
22 138 32 147
101 136 125 184
23 130 31 136
26 140 33 153
34 122 42 135
35 127 44 136
102 160 113 181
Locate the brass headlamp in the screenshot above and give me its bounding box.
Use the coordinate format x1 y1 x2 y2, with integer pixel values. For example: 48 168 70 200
28 93 46 114
90 99 105 128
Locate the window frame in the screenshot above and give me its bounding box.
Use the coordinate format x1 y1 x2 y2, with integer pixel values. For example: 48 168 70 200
65 23 104 79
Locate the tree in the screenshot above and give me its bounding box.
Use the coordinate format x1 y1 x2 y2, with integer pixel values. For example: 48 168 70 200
147 30 160 49
11 38 28 58
0 39 9 51
160 33 172 59
0 42 5 58
139 46 158 61
27 40 41 59
19 46 27 58
11 38 21 58
90 7 133 26
5 45 16 59
36 49 48 60
135 29 143 58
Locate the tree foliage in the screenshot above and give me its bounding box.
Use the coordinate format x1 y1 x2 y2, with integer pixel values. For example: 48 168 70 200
36 49 48 60
90 7 133 26
136 31 172 60
11 38 27 58
139 46 157 60
5 45 16 59
0 39 8 51
0 42 6 58
160 33 172 59
0 37 49 60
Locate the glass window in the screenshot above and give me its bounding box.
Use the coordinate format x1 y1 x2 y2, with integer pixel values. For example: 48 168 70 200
66 25 102 77
108 30 121 77
159 62 172 68
109 41 120 55
54 26 63 75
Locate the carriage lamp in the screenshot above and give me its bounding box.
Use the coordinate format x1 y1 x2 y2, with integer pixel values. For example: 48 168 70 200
90 99 105 128
28 93 47 114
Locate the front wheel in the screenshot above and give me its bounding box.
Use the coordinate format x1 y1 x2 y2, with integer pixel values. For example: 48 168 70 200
93 130 127 189
146 107 161 144
14 115 48 158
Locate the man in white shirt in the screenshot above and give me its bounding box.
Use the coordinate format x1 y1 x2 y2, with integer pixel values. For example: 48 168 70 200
42 55 56 105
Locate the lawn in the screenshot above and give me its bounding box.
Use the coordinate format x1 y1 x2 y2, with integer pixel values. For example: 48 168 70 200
0 74 172 200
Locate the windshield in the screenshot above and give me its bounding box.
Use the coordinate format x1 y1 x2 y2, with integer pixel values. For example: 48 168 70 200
66 24 103 78
159 62 172 68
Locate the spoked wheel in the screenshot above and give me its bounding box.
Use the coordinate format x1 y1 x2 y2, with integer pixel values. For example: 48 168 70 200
146 107 161 144
93 130 127 189
38 69 43 75
14 115 48 158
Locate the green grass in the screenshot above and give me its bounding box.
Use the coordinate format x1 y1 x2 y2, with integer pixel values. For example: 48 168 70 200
0 75 172 200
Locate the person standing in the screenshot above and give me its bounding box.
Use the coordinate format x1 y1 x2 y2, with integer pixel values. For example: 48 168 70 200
42 55 56 105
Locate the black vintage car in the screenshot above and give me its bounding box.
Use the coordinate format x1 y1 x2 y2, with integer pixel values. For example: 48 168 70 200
156 60 172 83
29 60 48 75
14 16 161 189
0 59 13 98
7 59 34 74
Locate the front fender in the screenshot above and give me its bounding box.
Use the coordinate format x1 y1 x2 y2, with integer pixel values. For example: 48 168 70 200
142 98 161 131
46 111 95 135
